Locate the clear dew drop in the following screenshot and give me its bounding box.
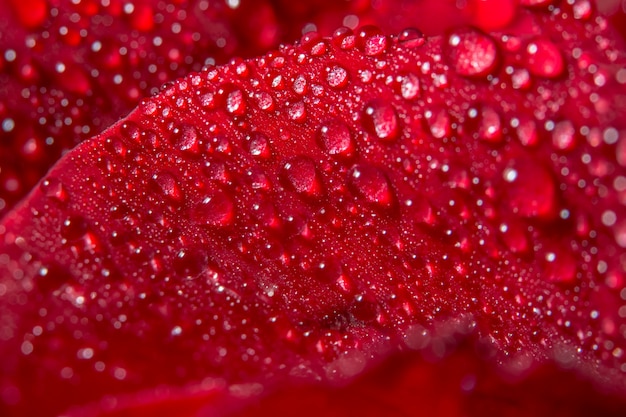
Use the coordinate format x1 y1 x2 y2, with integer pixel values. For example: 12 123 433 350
40 177 68 203
356 26 388 56
470 105 502 142
255 91 275 111
332 27 356 50
398 28 425 48
552 120 576 151
288 101 307 123
503 158 557 219
152 171 184 202
525 38 565 79
362 100 401 141
61 215 88 242
542 247 577 283
349 164 394 208
317 119 354 157
191 189 235 227
172 124 199 154
399 73 420 100
326 64 349 89
173 248 209 280
446 28 498 77
226 88 246 116
283 157 323 197
247 132 271 158
425 107 451 139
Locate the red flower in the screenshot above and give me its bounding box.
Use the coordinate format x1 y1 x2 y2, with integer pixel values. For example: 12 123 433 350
1 1 626 416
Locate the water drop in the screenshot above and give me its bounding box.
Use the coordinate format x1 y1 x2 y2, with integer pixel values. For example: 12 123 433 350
226 88 246 116
504 158 556 219
446 28 498 77
525 38 565 78
398 28 425 48
247 132 271 158
255 91 275 111
425 107 451 139
332 27 356 50
173 248 209 280
317 119 354 157
356 26 388 56
172 124 199 154
191 189 235 227
326 65 349 89
40 177 68 203
288 102 307 123
152 171 184 202
61 215 88 242
362 100 400 141
349 164 395 208
552 120 576 150
283 157 323 197
399 73 420 100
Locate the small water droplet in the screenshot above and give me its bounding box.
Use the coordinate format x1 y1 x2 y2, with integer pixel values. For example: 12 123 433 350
363 100 400 141
317 119 354 157
525 38 565 78
398 28 425 48
542 247 577 283
446 28 498 77
349 165 394 207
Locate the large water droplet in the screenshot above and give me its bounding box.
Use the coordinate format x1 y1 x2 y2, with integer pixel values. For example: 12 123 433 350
349 165 395 208
172 124 199 154
226 88 247 116
247 132 271 158
283 157 323 198
173 248 209 280
40 177 68 203
552 120 576 151
356 26 388 56
525 38 565 78
503 158 557 219
317 119 354 157
191 190 235 227
332 27 356 50
399 73 420 100
288 101 307 123
363 100 400 141
61 215 88 242
152 171 184 202
326 65 349 89
398 28 425 48
446 28 498 77
425 107 451 139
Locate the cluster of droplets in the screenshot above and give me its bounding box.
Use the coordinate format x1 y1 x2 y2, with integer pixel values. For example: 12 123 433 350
5 3 626 414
